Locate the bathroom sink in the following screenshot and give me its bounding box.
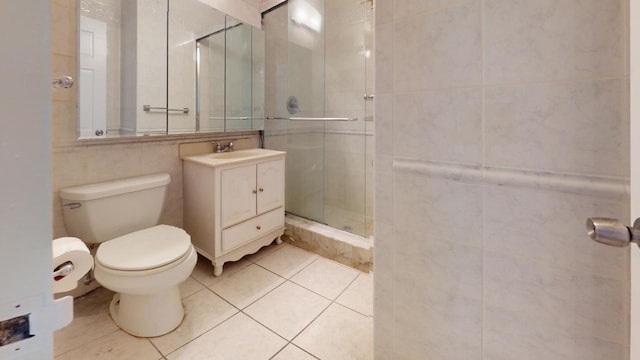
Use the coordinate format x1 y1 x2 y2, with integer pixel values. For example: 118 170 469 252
182 148 286 167
206 149 269 159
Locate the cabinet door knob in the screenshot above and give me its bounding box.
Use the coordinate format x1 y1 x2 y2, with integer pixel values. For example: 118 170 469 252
259 188 264 192
252 189 257 194
256 225 262 230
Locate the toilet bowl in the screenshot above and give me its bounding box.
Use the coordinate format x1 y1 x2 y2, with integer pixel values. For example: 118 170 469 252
60 173 197 337
94 225 197 337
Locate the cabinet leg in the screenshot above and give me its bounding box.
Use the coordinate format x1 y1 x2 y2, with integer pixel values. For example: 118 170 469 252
213 262 223 277
275 236 283 245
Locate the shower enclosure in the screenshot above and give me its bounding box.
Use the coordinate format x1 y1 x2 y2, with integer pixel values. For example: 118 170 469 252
263 0 374 238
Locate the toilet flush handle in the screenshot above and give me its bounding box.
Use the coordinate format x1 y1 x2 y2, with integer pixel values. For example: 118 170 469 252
63 202 82 210
586 217 640 247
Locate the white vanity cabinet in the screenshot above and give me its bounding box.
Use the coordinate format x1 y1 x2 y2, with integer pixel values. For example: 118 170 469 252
182 149 285 276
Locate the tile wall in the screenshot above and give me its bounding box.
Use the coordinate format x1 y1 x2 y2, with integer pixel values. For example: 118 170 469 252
374 0 631 359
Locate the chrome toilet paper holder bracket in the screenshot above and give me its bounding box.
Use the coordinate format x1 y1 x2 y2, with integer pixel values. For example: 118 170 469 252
52 261 74 280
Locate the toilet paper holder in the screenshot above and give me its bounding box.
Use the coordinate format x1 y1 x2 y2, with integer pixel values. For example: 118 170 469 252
53 261 74 280
586 217 640 248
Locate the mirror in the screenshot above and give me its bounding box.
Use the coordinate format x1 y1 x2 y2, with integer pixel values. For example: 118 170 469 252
77 0 265 139
196 18 265 133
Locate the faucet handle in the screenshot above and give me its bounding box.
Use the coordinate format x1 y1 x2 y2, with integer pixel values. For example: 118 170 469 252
212 142 223 152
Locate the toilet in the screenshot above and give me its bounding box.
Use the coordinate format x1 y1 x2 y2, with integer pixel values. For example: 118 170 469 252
59 173 197 337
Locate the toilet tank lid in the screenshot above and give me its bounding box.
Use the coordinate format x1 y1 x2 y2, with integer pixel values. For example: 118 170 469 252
60 173 170 201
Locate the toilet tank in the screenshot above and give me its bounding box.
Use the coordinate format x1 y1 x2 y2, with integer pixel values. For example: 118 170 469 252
60 173 171 244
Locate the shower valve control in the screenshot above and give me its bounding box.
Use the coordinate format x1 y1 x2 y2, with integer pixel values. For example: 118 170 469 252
586 217 640 248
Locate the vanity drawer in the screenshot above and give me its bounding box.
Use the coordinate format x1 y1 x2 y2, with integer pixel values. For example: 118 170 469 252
221 208 284 253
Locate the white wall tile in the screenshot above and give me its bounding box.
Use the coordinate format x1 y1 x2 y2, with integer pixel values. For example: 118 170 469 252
375 0 629 357
393 173 483 247
374 155 393 224
375 94 393 155
485 80 628 176
484 185 628 280
394 88 482 163
393 282 482 359
375 22 393 94
394 228 482 300
372 222 393 360
393 1 482 91
484 0 624 84
393 0 474 20
485 250 627 343
484 302 626 360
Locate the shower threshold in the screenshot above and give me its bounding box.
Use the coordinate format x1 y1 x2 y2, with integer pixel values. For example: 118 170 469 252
283 213 373 272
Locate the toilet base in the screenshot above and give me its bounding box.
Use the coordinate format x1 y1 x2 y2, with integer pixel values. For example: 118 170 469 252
109 287 184 337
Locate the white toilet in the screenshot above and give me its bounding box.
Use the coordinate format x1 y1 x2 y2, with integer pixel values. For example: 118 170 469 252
60 173 197 337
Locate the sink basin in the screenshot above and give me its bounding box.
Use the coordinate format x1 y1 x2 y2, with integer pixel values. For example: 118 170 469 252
182 148 286 167
206 149 269 160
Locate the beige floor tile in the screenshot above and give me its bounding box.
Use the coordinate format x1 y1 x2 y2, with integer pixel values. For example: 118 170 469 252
55 330 161 360
336 273 374 316
54 288 118 356
244 241 286 262
254 243 318 278
190 254 252 287
272 344 318 360
208 264 285 309
166 313 287 360
245 281 330 340
179 276 205 299
291 257 359 299
150 289 237 354
294 303 373 360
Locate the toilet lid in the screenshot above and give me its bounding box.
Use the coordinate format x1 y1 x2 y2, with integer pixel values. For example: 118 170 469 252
96 225 191 271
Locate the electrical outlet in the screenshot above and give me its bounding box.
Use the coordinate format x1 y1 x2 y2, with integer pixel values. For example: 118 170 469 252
0 314 33 347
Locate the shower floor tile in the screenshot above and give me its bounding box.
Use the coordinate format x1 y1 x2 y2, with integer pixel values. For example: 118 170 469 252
54 242 373 360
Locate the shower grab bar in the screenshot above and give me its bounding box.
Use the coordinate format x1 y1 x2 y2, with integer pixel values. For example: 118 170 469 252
143 105 190 114
266 116 358 122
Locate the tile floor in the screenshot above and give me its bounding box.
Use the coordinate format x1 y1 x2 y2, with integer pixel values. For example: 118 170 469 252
54 242 373 360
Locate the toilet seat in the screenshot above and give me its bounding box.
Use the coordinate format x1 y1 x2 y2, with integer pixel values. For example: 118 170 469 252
96 224 191 271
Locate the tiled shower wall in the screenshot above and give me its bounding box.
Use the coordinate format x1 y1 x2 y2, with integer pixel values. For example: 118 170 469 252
374 0 631 359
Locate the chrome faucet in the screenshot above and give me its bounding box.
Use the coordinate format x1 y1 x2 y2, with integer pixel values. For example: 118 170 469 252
213 141 234 153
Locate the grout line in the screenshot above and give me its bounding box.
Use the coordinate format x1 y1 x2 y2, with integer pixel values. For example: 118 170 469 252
239 249 370 358
480 0 486 357
160 311 241 358
147 338 167 360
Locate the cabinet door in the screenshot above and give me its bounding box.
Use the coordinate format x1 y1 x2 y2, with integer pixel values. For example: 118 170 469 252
257 159 285 214
221 164 257 227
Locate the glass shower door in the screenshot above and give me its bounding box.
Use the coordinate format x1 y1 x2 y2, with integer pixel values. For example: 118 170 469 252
264 0 326 224
263 0 372 237
322 0 370 236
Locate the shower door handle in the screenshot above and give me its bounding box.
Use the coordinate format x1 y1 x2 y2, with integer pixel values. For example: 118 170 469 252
586 217 640 247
